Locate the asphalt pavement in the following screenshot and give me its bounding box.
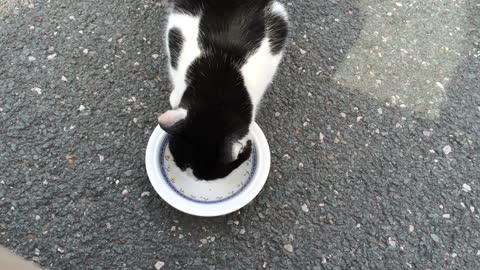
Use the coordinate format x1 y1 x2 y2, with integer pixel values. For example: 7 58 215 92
0 0 479 269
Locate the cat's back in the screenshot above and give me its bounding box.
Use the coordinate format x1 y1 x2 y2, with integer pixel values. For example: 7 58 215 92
168 0 279 57
166 0 288 108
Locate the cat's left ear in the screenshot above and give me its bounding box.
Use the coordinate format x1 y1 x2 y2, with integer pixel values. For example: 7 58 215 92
226 139 252 163
158 108 188 134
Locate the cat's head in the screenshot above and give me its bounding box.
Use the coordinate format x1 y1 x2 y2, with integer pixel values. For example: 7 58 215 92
158 107 252 180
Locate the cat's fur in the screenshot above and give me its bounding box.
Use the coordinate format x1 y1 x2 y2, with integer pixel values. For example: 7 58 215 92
158 0 288 180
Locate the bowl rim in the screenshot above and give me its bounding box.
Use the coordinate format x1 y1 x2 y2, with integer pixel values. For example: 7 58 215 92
145 122 271 217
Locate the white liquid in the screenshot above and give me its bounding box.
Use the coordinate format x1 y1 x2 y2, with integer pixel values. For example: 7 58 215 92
162 144 256 203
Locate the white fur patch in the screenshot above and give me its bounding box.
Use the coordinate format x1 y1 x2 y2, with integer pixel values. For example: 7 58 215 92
241 38 283 117
166 13 202 108
271 1 288 19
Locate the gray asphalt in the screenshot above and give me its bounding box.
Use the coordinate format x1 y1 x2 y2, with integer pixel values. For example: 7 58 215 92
1 0 479 269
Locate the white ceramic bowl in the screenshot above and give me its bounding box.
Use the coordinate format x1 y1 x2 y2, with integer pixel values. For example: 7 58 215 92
145 122 271 217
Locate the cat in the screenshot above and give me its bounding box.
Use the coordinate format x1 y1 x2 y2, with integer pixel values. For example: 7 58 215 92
158 0 288 180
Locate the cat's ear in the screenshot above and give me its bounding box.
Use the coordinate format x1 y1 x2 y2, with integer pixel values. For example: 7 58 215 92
225 139 252 163
158 108 187 134
229 142 243 163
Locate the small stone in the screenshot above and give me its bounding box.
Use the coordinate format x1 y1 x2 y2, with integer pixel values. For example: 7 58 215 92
106 223 112 229
423 130 432 137
57 247 65 253
66 154 75 164
155 261 165 270
275 112 280 117
28 3 34 8
152 54 160 59
209 236 215 242
98 154 104 162
409 225 414 232
141 191 150 197
430 234 440 242
124 170 134 176
442 214 450 219
470 206 475 213
83 49 89 54
442 145 452 155
436 82 445 90
34 248 40 256
31 87 42 95
377 108 383 115
61 76 68 82
122 189 128 196
462 183 471 192
301 204 309 213
298 162 304 168
233 221 239 225
340 112 346 118
299 48 306 54
171 226 176 231
451 253 457 258
35 215 40 221
319 132 325 144
388 238 396 248
47 53 57 60
284 244 294 253
239 229 246 234
395 2 403 7
28 56 36 62
178 234 184 239
78 105 86 111
200 239 208 245
356 116 363 122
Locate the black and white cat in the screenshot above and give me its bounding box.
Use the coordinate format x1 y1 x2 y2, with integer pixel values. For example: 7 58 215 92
158 0 288 180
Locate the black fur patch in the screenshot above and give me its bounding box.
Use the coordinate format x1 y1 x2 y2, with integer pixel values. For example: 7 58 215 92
168 27 184 69
197 1 269 63
173 0 204 15
266 13 288 54
167 54 253 180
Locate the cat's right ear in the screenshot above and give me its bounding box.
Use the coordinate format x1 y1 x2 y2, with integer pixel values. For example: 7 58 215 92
158 108 188 134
